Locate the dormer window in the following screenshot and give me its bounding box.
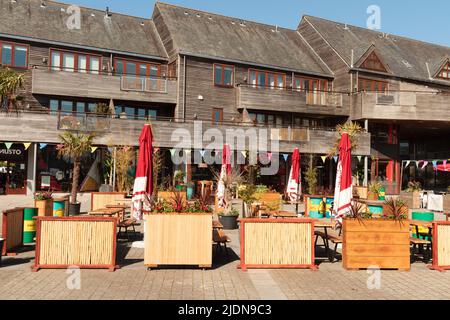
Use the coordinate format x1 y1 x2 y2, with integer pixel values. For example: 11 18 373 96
438 62 450 79
361 51 387 73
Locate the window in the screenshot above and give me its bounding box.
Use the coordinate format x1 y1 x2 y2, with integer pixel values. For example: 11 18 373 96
361 51 387 72
0 42 28 68
214 64 234 87
438 62 450 79
114 105 158 119
114 58 160 77
295 77 329 105
168 61 177 78
358 78 389 92
50 49 101 74
249 69 285 89
212 108 223 124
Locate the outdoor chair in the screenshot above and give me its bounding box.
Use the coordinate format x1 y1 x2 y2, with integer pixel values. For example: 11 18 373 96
213 229 231 256
117 218 139 241
315 225 342 263
410 224 432 263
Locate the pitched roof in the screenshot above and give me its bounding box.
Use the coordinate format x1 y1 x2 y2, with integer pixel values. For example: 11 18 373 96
302 15 450 85
0 0 167 59
155 2 333 78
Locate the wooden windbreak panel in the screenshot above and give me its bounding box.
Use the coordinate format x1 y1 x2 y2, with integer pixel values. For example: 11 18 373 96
343 219 410 270
34 217 117 270
244 222 312 265
91 192 127 211
2 208 24 255
239 219 316 270
431 222 450 271
144 214 212 267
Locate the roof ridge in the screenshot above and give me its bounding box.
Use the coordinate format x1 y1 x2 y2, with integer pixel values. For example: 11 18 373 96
156 1 294 31
29 0 153 21
303 14 450 51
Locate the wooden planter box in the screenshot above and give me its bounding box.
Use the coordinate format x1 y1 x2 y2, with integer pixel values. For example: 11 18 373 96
1 208 24 256
91 192 127 211
34 199 53 217
239 218 316 271
353 186 368 199
32 216 118 272
431 221 450 272
343 219 411 270
144 213 212 268
400 191 421 209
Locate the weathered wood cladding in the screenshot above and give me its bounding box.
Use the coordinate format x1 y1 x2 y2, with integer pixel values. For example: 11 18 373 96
0 112 370 155
352 91 450 122
152 5 177 61
238 85 349 116
31 68 177 104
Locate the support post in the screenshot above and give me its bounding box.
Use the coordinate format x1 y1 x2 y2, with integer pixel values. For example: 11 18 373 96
364 119 369 187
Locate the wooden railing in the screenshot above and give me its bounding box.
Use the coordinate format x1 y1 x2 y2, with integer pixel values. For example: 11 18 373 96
431 221 450 271
1 208 24 256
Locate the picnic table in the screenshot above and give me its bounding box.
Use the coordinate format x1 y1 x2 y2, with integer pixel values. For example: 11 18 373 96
313 219 341 262
271 211 298 219
88 208 125 221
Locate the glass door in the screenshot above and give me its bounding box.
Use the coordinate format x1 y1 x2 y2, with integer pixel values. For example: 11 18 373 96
5 161 27 195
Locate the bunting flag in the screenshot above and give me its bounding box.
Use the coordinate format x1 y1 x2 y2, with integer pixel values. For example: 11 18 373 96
415 161 420 169
185 149 191 155
23 143 31 150
4 143 12 150
404 161 411 168
200 150 206 158
107 147 113 153
357 156 362 162
421 161 429 170
90 146 98 153
432 160 438 170
267 152 273 162
282 154 289 162
39 143 47 150
154 147 160 153
241 150 247 158
333 156 338 163
321 156 327 163
169 149 177 157
444 160 448 171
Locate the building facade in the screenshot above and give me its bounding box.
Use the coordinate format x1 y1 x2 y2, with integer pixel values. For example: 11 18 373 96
0 0 447 196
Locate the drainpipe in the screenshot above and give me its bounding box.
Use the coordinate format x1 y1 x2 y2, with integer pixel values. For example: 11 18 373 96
364 119 369 187
183 55 187 121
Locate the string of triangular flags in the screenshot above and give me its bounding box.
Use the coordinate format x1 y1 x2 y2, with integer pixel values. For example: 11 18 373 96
403 159 450 170
0 142 45 150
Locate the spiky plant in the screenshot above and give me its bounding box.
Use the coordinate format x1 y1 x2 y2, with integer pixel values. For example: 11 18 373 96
383 198 408 221
58 132 95 204
328 121 364 157
0 67 24 113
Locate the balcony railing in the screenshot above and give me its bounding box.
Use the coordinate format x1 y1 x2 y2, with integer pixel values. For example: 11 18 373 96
120 75 167 93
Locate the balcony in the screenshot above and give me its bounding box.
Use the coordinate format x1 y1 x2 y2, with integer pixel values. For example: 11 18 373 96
237 84 349 116
352 91 450 122
0 111 370 155
31 68 177 104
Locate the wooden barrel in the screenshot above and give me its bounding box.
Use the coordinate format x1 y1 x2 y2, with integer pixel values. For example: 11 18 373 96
309 196 324 219
325 197 334 218
23 208 38 244
53 199 66 217
412 211 434 238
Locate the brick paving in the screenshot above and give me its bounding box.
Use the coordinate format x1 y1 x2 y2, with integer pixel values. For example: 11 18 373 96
2 228 450 300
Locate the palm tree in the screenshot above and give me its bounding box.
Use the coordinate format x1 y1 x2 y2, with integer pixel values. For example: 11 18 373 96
58 132 95 206
0 67 24 113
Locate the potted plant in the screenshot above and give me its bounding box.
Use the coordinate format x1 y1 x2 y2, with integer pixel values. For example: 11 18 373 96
173 170 186 191
58 132 95 215
144 189 213 269
342 199 410 270
219 207 240 230
238 184 257 218
34 191 54 217
367 181 382 200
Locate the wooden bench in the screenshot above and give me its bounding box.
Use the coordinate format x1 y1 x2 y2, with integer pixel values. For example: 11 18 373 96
410 237 432 263
117 218 139 241
315 229 342 263
213 229 231 255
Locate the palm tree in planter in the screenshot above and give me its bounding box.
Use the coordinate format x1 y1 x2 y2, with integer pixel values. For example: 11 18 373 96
0 67 24 113
58 132 95 215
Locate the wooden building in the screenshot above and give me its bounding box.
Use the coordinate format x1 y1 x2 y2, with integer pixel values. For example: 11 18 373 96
0 0 447 195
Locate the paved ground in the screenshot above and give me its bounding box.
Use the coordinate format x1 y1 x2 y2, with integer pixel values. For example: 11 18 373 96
2 228 450 300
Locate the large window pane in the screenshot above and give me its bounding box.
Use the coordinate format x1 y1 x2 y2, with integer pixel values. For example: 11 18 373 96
51 51 60 71
277 75 284 88
214 65 222 85
139 65 147 76
76 102 85 114
126 62 136 75
125 107 135 118
49 100 59 113
88 103 97 113
90 57 99 74
268 74 275 88
257 114 266 124
148 109 157 119
250 71 256 86
150 66 159 77
63 53 75 72
1 44 12 65
61 101 73 113
116 61 124 75
13 46 27 67
137 108 146 119
78 55 87 73
258 73 266 87
224 67 233 86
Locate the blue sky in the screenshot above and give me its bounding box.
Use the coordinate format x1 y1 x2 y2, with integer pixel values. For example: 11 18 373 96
67 0 450 47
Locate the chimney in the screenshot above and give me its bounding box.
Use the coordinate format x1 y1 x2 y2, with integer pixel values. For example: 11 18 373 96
106 7 112 17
